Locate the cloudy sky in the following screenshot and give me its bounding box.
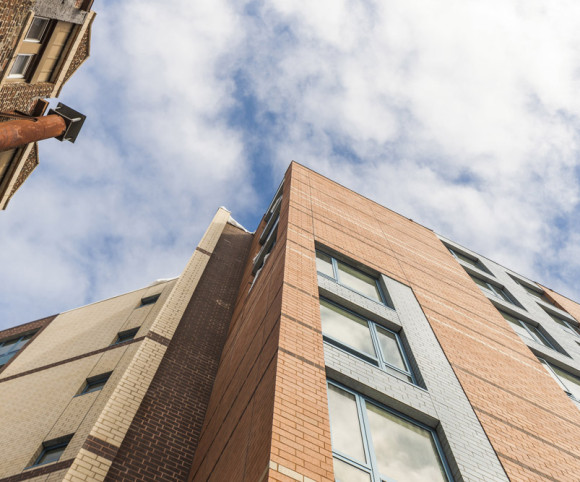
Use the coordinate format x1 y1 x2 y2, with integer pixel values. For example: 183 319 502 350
1 0 580 330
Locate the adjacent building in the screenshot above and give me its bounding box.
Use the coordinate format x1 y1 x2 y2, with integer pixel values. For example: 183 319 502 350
1 162 579 481
0 0 95 209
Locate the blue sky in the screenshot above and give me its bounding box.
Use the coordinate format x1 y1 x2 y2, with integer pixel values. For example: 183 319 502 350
1 0 580 330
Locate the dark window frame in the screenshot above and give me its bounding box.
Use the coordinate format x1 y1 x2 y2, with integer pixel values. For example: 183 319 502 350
79 372 111 396
320 298 415 384
499 310 554 349
0 332 36 367
448 246 493 275
327 380 454 482
112 328 139 345
29 436 72 468
470 273 519 306
316 250 390 307
139 293 160 307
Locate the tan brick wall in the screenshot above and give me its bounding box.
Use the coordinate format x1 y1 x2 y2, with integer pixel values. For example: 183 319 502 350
0 281 174 479
1 282 175 378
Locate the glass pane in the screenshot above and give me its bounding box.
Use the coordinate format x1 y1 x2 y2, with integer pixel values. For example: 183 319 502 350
9 55 32 76
451 250 479 269
471 275 491 292
375 327 407 371
320 301 376 358
38 446 65 465
316 252 335 278
549 314 580 338
502 314 534 341
337 262 381 302
0 352 16 366
524 323 550 347
327 385 366 463
497 288 513 303
551 365 580 401
26 17 49 41
333 458 371 482
365 402 447 482
0 338 20 356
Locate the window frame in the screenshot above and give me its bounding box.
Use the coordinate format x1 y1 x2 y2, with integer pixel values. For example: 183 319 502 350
320 298 415 384
139 293 160 307
544 311 580 338
24 16 50 42
539 358 580 404
469 274 518 306
499 311 554 349
448 247 492 275
316 250 389 306
79 372 111 396
112 328 139 345
327 380 454 482
0 332 36 367
8 54 35 78
30 437 72 468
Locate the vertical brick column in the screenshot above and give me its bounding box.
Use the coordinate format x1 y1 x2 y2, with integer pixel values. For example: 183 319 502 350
268 164 334 482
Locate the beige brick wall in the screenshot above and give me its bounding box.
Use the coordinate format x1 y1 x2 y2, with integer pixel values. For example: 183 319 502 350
0 281 175 478
1 281 175 378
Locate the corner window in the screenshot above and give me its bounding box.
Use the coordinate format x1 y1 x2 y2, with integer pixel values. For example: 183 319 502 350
25 17 50 42
80 373 111 395
469 274 518 305
113 328 139 345
316 251 385 304
0 332 36 367
140 294 160 307
499 311 553 349
546 311 580 338
320 299 414 383
448 247 492 275
8 54 34 78
31 436 72 467
327 382 452 482
539 358 580 404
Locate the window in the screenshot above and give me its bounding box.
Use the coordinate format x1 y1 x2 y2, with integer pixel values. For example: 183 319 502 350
469 274 517 305
320 299 414 383
113 328 139 345
32 436 71 467
327 382 453 482
499 311 553 348
24 17 50 42
80 373 111 395
0 332 36 367
316 251 385 304
140 294 160 307
252 213 279 276
448 247 492 275
546 311 580 338
539 358 580 404
520 283 558 307
8 54 34 78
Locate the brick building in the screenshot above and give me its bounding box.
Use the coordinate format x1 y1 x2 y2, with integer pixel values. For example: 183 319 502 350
1 162 579 481
0 0 95 209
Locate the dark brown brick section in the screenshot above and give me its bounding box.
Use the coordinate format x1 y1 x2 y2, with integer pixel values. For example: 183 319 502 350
0 459 73 482
0 314 56 375
83 435 118 462
105 223 253 482
188 179 287 481
146 331 170 347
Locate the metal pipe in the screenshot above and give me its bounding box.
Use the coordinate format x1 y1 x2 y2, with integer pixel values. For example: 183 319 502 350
0 114 67 151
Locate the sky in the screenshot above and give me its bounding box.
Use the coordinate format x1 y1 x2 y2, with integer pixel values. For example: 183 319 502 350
1 0 580 331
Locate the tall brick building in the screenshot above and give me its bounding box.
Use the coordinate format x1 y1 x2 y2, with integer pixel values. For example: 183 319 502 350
1 162 579 481
0 0 95 209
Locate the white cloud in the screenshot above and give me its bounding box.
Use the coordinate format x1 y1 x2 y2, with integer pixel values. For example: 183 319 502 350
1 0 580 329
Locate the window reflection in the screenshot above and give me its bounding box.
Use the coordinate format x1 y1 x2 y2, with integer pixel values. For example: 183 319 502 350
327 384 366 463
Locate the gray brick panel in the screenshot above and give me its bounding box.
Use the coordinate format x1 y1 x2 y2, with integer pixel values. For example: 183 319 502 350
319 272 509 481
